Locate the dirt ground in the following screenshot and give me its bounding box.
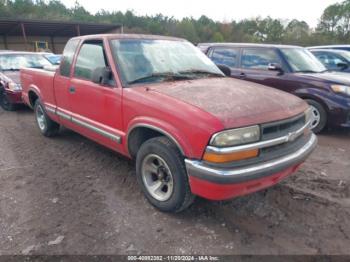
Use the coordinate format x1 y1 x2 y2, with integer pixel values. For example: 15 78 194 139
0 106 349 256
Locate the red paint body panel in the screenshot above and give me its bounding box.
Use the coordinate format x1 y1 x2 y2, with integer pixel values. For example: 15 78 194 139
189 164 301 200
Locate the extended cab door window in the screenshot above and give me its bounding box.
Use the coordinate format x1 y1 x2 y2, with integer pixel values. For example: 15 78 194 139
74 40 114 86
241 48 281 71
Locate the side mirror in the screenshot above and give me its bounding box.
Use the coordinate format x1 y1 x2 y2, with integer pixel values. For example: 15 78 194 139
337 62 349 70
91 67 112 85
216 64 231 77
268 63 284 74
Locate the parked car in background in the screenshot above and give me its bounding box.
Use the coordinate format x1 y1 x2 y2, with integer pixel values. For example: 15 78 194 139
308 45 350 52
40 52 62 65
310 49 350 72
0 51 52 111
199 43 350 133
21 34 317 212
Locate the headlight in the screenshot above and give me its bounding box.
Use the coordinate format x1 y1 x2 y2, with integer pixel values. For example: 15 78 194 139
7 82 22 91
210 125 260 147
331 85 350 96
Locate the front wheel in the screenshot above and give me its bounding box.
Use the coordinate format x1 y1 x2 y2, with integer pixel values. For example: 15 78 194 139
34 99 60 137
305 99 327 133
136 137 195 213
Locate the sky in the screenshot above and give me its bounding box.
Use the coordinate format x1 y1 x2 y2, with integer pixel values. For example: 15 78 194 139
61 0 341 27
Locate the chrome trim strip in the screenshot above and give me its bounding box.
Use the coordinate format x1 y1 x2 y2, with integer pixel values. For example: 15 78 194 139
185 133 317 182
71 117 121 143
45 106 56 114
54 108 121 144
127 124 185 155
56 110 71 121
206 121 311 154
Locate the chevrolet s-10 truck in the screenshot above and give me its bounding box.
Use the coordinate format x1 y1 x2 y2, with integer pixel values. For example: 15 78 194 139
20 34 317 212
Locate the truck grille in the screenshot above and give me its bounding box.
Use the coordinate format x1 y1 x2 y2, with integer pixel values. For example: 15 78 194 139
261 114 305 141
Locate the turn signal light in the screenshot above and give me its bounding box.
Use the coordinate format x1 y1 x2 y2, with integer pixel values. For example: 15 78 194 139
203 149 259 163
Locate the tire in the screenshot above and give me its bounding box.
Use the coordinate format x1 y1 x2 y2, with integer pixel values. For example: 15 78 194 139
0 88 16 111
136 136 195 213
305 99 327 133
34 99 60 137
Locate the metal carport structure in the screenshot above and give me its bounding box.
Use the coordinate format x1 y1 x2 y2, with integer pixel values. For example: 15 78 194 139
0 19 122 53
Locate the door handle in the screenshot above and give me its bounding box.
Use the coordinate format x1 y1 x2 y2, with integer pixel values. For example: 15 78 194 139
69 86 76 94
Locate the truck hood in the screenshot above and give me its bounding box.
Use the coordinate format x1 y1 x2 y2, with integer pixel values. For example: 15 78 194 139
148 78 307 128
296 71 350 85
0 71 20 84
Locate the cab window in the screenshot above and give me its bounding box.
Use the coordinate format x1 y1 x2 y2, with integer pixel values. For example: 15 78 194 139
242 48 280 70
74 40 109 81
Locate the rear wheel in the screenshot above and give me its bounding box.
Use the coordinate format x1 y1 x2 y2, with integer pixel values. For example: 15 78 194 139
136 136 195 213
34 99 60 137
0 88 16 111
305 99 327 133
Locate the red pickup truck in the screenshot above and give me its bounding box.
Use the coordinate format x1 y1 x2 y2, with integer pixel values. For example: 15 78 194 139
21 34 317 212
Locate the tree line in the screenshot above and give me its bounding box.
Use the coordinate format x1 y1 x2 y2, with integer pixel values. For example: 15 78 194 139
0 0 350 46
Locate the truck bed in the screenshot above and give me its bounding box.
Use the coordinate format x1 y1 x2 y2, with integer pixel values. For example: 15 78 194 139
21 67 56 108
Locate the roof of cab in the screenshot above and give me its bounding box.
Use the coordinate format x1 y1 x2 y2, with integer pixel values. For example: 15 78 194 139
70 34 187 42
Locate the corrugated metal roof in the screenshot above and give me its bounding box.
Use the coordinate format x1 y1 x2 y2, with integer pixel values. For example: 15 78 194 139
0 18 122 36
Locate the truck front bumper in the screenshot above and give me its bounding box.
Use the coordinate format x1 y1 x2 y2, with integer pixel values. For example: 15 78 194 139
185 133 317 200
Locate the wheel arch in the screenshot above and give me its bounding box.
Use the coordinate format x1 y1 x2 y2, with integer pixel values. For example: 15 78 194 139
295 91 330 114
27 86 42 109
126 123 187 159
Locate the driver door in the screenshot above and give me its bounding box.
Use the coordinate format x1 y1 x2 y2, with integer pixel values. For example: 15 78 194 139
68 39 123 150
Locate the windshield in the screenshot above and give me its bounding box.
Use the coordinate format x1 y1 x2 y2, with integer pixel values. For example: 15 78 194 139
280 48 327 73
110 39 223 85
0 54 52 71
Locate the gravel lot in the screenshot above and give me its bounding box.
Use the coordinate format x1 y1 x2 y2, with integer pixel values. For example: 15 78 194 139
0 106 349 255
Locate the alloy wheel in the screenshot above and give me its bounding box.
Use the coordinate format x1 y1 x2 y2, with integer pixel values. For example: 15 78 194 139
36 105 47 131
141 154 174 202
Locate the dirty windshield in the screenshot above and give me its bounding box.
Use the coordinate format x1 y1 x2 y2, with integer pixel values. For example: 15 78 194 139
110 39 224 85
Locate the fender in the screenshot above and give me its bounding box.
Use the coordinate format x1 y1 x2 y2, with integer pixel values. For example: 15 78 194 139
126 116 193 158
294 88 331 111
25 84 42 108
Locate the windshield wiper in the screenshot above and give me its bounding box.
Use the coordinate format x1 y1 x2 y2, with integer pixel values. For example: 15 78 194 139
128 72 193 84
178 69 224 77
